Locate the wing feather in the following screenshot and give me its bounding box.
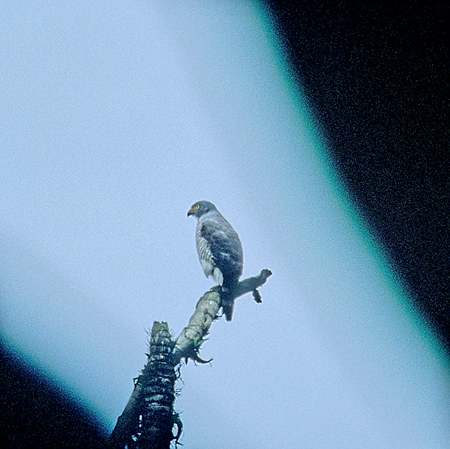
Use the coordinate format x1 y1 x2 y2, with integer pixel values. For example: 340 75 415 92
198 216 243 284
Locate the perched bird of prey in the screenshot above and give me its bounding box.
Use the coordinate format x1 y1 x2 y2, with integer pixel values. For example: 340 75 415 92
188 201 243 321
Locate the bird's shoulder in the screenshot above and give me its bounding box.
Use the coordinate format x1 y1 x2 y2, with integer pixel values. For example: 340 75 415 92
199 215 242 261
199 213 235 240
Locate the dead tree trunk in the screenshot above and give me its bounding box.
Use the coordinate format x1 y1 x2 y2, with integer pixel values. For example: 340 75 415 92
138 322 176 448
108 269 271 448
108 322 177 449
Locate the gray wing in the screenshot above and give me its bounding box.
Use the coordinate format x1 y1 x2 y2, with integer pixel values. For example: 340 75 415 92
198 215 243 286
196 222 221 282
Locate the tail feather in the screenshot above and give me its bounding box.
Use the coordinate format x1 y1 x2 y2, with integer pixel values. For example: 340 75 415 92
221 297 234 321
221 281 238 321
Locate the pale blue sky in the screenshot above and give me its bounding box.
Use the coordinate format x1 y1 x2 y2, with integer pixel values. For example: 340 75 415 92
1 2 449 448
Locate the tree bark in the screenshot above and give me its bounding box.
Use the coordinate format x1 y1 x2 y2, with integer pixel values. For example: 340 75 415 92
173 269 272 364
108 269 271 447
138 322 176 449
108 322 177 449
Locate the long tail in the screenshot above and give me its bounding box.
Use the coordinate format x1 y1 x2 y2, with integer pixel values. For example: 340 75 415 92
221 281 238 321
221 295 234 321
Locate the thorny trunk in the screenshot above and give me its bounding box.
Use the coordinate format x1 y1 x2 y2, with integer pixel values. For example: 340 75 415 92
108 270 271 447
137 322 176 449
108 322 177 449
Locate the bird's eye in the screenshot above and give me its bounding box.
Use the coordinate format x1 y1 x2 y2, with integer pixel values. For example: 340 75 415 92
195 204 200 209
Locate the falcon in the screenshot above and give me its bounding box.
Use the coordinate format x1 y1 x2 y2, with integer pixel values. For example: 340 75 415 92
188 201 243 321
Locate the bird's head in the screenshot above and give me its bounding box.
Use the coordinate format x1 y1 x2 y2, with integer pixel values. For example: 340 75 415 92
187 200 217 218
